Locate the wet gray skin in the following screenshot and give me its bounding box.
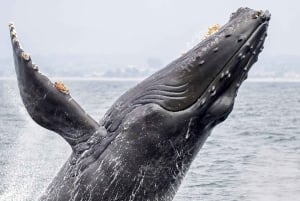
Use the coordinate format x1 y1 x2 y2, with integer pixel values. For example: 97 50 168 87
9 7 270 201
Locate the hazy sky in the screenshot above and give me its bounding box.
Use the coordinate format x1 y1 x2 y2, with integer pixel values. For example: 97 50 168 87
0 0 299 68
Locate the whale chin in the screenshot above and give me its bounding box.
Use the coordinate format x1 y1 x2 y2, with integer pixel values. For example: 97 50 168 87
9 7 270 201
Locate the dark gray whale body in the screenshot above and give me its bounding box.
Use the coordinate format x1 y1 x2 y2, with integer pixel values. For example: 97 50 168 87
9 8 270 201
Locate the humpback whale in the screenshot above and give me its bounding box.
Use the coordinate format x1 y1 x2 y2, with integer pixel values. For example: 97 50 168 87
9 7 270 201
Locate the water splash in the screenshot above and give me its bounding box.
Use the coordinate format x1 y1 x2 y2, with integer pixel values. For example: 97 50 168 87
0 80 70 201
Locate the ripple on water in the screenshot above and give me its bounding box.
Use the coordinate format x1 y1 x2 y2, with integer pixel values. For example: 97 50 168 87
0 81 299 201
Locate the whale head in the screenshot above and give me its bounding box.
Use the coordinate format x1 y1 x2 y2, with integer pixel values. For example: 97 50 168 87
103 8 270 132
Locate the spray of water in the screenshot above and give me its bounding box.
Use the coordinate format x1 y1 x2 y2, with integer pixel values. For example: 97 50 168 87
0 81 70 201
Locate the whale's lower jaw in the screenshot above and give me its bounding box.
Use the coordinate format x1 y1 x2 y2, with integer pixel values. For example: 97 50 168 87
9 7 270 201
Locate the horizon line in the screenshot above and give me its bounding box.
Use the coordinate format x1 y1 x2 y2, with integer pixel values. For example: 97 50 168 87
1 77 300 83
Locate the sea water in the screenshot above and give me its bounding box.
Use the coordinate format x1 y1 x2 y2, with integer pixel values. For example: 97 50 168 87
0 79 299 201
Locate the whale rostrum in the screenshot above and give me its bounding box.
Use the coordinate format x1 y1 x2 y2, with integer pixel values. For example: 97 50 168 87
9 7 270 201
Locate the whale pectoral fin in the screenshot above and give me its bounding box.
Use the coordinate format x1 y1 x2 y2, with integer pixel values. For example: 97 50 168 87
9 23 100 147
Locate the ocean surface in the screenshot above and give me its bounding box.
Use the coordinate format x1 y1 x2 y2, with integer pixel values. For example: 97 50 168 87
0 79 299 201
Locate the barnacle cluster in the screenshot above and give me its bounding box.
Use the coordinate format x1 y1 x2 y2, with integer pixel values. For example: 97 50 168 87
205 24 221 38
54 81 70 94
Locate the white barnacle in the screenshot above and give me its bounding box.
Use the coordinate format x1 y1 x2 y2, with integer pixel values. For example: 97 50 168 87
204 24 221 39
54 81 70 94
200 98 206 106
32 64 39 71
8 22 14 28
22 52 30 61
11 29 17 37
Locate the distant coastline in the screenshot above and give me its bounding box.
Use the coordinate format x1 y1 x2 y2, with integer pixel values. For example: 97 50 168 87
2 76 300 82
